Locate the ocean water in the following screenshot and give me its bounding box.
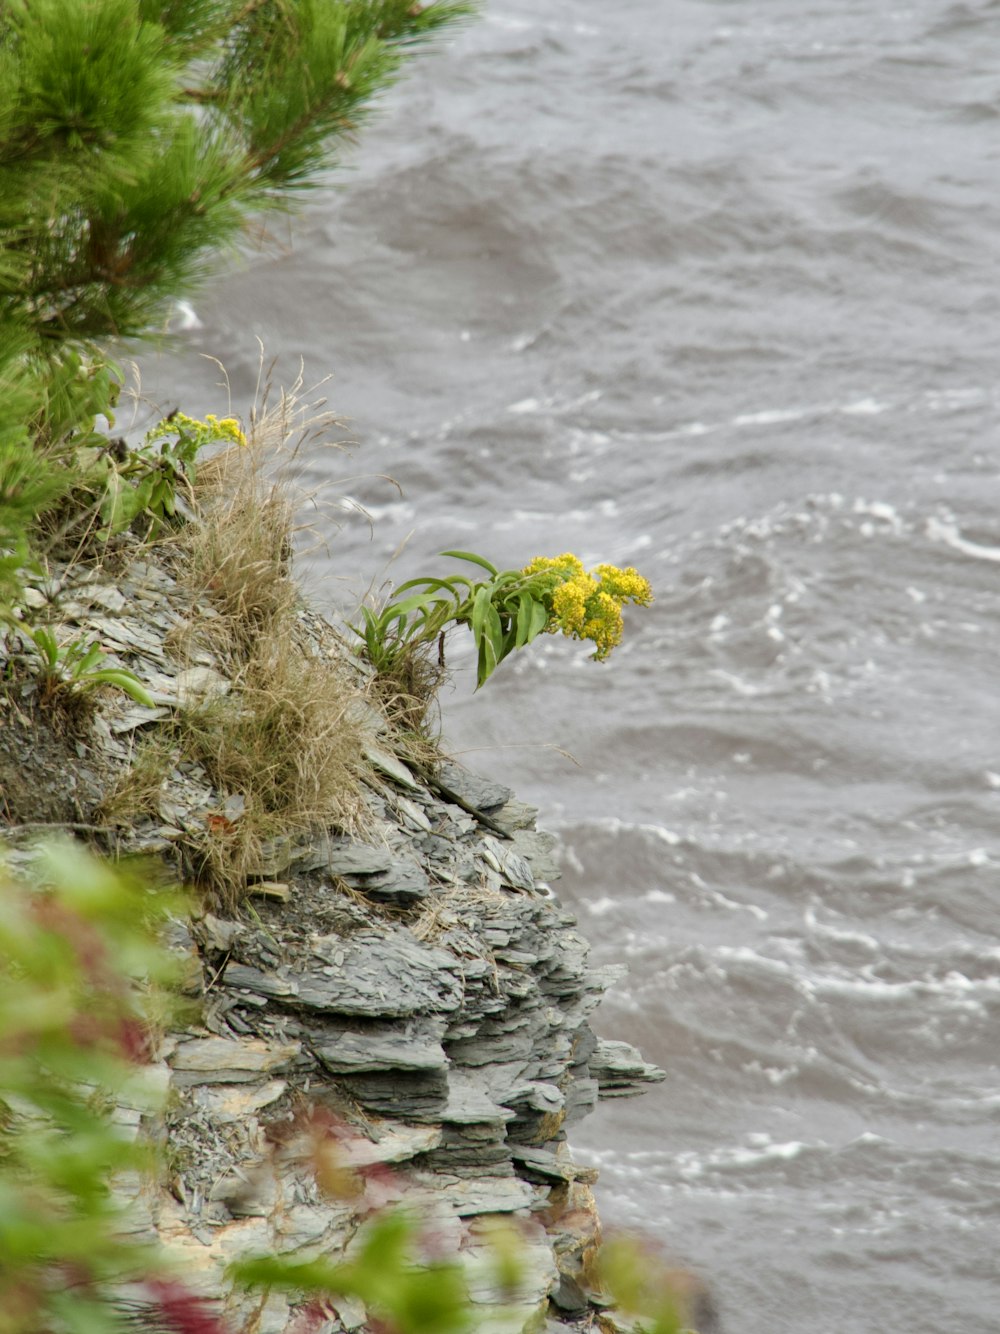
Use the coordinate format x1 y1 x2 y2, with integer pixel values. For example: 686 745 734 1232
140 3 1000 1329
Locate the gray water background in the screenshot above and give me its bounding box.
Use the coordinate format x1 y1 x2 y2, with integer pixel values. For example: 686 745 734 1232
139 3 1000 1329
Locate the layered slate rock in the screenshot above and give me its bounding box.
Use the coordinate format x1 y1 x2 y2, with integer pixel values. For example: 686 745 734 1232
1 546 665 1334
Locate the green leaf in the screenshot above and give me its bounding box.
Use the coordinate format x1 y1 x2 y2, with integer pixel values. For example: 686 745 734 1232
477 601 505 688
393 574 472 600
80 670 156 708
99 472 147 538
28 626 60 669
46 1288 128 1334
229 1253 348 1293
380 590 452 623
528 597 549 641
485 600 504 661
151 476 176 517
440 549 499 577
514 591 534 648
470 584 492 652
72 641 106 676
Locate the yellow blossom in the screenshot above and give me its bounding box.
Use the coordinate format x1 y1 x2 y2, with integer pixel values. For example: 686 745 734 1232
552 575 593 635
204 414 248 448
595 563 653 605
523 552 586 581
521 551 652 662
166 412 247 449
582 590 624 659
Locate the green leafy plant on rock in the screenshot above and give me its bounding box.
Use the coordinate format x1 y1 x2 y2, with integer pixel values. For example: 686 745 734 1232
90 411 248 542
356 550 653 689
21 626 156 711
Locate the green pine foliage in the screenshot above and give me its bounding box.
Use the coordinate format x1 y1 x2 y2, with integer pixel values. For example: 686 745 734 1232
1 0 472 346
0 0 473 608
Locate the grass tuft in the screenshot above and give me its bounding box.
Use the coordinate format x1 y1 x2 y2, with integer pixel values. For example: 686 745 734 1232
180 638 367 903
160 369 369 904
362 641 447 741
98 733 178 827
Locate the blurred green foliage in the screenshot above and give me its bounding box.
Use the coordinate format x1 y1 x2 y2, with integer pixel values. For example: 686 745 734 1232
0 842 186 1332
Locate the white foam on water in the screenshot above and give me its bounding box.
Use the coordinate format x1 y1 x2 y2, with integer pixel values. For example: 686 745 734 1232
586 817 683 847
708 669 763 696
486 12 535 32
676 1136 812 1180
708 890 768 921
169 299 203 331
852 1131 888 1147
743 1060 800 1086
506 397 541 415
643 888 677 905
852 498 904 532
715 946 796 977
803 908 879 951
924 386 988 410
814 969 998 1007
337 497 415 523
926 517 1000 563
839 397 891 415
585 896 621 917
563 388 603 411
732 406 818 426
507 508 559 524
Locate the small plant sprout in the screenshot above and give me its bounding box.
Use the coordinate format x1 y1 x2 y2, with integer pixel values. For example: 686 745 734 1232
25 626 156 708
356 550 653 689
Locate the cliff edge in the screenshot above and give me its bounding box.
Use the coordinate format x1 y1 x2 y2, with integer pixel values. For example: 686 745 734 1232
0 521 664 1334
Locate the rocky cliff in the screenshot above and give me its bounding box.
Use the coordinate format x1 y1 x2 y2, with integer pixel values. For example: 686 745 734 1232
0 538 664 1334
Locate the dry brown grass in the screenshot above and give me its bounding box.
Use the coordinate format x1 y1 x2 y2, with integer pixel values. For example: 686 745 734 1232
149 369 371 903
363 641 448 741
179 638 367 902
98 733 178 826
179 379 307 664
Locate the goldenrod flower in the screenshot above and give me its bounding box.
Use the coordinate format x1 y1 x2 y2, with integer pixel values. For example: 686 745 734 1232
523 552 586 582
360 547 652 690
204 414 248 448
595 563 653 605
164 412 247 449
522 552 652 662
582 590 624 659
552 574 593 634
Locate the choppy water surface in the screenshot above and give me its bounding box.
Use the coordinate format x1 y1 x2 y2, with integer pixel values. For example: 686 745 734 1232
142 3 1000 1329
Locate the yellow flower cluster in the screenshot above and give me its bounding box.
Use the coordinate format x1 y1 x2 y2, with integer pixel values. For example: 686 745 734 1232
164 412 246 449
205 414 248 447
522 553 653 661
171 412 247 448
